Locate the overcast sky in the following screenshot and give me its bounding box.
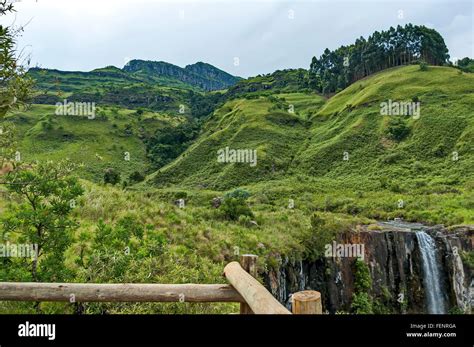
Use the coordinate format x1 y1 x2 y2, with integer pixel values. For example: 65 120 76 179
1 0 472 77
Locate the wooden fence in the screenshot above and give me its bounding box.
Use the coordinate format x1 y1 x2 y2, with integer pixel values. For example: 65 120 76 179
0 254 322 314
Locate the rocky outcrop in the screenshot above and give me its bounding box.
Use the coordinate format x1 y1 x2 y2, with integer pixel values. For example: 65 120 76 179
264 222 473 314
123 60 240 91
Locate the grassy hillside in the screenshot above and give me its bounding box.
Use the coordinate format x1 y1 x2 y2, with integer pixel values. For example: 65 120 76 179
6 104 183 182
148 92 325 189
29 68 204 116
146 65 473 225
297 66 473 183
150 66 473 187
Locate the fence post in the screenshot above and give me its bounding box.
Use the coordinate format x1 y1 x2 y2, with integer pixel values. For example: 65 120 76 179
239 254 258 314
292 290 322 314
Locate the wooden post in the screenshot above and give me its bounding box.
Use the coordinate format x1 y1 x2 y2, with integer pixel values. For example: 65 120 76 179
291 290 322 314
239 254 258 314
224 261 291 314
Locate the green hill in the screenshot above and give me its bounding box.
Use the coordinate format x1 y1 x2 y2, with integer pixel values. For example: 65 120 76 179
297 65 474 183
148 92 325 189
149 65 474 196
123 60 241 91
6 104 183 182
6 65 473 227
28 60 242 117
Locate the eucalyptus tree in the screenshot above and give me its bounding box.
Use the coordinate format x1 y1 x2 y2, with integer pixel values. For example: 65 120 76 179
309 24 450 94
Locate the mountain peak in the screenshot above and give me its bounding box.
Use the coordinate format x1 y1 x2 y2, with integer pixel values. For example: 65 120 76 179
122 59 240 91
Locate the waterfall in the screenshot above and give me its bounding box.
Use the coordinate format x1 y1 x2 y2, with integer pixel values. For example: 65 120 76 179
416 231 446 314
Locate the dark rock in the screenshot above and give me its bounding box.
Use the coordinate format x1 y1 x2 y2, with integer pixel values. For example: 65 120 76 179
263 224 473 314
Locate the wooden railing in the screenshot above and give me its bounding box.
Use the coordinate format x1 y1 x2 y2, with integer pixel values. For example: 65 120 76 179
0 255 322 314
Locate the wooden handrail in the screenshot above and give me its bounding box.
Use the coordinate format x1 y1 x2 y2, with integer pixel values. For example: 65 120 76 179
224 261 291 314
0 282 244 303
0 256 320 314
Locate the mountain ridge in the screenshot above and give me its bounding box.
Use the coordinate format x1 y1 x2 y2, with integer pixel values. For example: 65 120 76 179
123 59 241 91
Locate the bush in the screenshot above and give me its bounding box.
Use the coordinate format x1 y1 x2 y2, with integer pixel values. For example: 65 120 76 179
129 171 145 183
419 61 428 71
224 188 251 200
221 188 253 220
351 259 374 314
104 168 121 185
387 118 410 141
351 292 373 314
432 143 447 158
221 197 254 221
306 212 344 260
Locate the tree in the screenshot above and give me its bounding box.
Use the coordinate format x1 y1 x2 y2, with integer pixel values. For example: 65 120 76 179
2 160 84 282
146 120 200 169
0 0 33 117
309 24 449 94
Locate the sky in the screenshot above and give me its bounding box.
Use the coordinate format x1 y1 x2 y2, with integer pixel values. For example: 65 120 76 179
1 0 473 78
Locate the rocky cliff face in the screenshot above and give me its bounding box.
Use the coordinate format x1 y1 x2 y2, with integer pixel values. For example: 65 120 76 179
123 60 240 91
264 222 473 314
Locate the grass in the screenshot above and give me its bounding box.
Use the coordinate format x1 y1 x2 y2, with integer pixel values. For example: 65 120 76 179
6 104 183 182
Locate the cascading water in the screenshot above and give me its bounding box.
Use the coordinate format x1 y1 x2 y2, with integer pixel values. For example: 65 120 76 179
416 231 446 314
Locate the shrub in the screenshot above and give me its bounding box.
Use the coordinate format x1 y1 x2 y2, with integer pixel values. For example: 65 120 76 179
224 188 251 200
351 259 374 314
221 197 254 221
432 143 447 158
305 212 344 260
351 292 373 314
221 188 253 220
419 61 428 71
104 168 121 185
387 118 410 141
129 171 145 183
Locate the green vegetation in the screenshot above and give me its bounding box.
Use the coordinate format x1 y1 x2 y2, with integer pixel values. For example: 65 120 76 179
4 104 188 182
351 259 373 314
455 57 474 73
309 24 449 93
0 15 472 315
0 0 33 117
221 188 254 221
2 160 84 283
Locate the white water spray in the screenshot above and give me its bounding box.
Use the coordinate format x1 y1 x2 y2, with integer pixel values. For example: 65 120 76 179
416 231 446 314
